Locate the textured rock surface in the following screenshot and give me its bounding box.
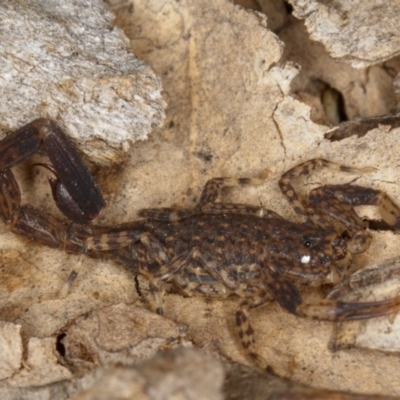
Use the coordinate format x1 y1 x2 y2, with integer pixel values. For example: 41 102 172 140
279 17 398 122
8 337 72 387
0 0 165 164
0 322 22 380
289 0 400 68
73 348 224 400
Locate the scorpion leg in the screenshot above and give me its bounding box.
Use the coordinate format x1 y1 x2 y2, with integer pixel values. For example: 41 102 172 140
309 184 400 228
196 176 265 206
139 174 282 221
151 246 239 291
145 241 271 367
235 293 270 368
263 263 400 321
279 158 374 225
297 296 400 321
86 230 171 314
194 174 281 218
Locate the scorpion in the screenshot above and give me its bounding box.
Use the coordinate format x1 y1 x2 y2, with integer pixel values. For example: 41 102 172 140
1 118 400 366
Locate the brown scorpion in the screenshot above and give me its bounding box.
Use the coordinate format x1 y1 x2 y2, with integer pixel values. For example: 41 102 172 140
1 118 400 365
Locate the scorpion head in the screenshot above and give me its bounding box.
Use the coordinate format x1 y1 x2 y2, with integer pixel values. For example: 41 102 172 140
301 228 351 285
274 222 350 285
300 228 348 266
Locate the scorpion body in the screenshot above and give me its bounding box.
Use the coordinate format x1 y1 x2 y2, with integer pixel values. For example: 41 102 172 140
1 119 400 365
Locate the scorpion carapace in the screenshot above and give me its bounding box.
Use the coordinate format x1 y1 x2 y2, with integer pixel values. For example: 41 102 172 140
1 119 400 366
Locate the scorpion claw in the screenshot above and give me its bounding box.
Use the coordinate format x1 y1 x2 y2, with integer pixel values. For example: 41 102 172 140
34 163 90 224
0 119 105 223
40 119 105 221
